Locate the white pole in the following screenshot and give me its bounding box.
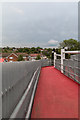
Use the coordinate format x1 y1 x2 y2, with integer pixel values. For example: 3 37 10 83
54 52 56 68
61 49 65 73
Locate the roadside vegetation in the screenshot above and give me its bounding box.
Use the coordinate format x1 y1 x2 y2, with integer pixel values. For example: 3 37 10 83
2 39 80 59
17 55 24 61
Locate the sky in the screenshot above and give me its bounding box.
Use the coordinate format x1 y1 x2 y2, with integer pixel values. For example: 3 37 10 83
1 2 78 48
0 0 79 2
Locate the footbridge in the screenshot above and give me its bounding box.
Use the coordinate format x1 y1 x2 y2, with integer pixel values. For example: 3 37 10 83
0 49 80 119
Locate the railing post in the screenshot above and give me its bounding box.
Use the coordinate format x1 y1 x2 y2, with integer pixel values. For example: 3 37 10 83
54 52 56 68
51 51 54 65
61 49 65 73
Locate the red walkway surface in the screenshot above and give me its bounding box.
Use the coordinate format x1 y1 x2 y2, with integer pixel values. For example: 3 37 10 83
31 66 78 118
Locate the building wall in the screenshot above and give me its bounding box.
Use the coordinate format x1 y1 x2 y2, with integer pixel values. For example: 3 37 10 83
7 54 18 62
23 57 28 61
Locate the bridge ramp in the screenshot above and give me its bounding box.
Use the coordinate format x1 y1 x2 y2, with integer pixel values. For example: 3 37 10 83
31 66 78 118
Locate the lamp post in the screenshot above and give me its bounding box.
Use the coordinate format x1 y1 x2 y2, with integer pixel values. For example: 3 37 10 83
51 48 55 65
41 49 43 59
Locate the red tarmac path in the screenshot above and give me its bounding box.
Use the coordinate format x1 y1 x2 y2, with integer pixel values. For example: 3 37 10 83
31 66 78 118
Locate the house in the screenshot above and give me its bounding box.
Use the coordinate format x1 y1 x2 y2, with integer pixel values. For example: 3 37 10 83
1 53 28 62
28 54 47 61
0 58 5 63
1 53 11 59
0 53 10 62
7 53 18 62
28 54 41 61
16 53 28 61
41 56 47 59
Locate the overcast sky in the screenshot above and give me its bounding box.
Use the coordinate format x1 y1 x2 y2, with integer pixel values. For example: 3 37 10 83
2 2 78 48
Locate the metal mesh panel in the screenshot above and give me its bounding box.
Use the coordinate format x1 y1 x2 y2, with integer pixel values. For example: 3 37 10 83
63 55 80 83
55 54 80 84
2 59 51 119
55 59 61 71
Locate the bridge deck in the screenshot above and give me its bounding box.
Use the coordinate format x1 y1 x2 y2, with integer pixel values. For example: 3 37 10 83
31 66 78 118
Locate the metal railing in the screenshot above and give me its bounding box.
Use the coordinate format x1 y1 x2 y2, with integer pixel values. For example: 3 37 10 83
1 51 79 119
55 59 80 84
54 49 80 84
0 59 51 119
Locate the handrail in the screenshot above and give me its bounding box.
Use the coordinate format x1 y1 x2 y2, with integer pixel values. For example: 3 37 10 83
25 67 41 119
56 54 61 57
64 51 80 54
54 49 80 84
10 67 40 119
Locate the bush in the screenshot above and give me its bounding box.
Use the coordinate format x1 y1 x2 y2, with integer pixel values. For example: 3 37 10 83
17 55 24 61
36 55 41 60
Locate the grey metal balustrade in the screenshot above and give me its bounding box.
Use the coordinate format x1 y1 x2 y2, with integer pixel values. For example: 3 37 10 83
0 59 51 119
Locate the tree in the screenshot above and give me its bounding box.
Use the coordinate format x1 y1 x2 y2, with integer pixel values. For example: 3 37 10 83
3 49 8 53
17 48 24 53
59 39 79 50
17 55 24 61
55 48 61 54
36 55 41 60
77 41 80 50
6 46 10 50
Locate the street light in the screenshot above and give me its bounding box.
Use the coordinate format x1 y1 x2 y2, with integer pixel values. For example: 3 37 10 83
51 48 55 65
41 49 43 59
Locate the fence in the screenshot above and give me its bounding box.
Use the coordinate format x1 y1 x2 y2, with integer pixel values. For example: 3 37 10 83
0 59 51 119
1 50 80 119
54 49 80 84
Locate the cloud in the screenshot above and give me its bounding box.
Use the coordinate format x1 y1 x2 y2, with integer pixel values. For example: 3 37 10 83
11 6 24 15
48 40 58 45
